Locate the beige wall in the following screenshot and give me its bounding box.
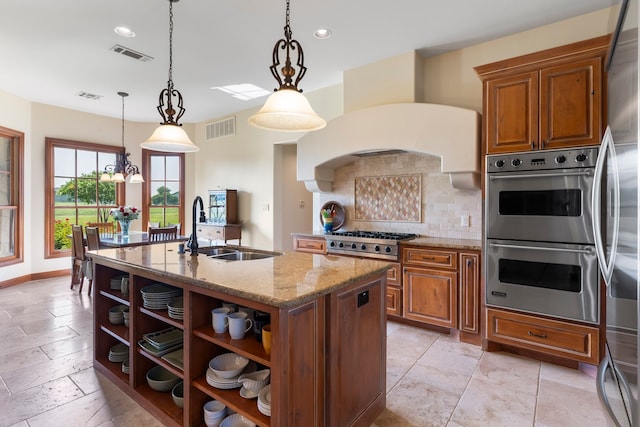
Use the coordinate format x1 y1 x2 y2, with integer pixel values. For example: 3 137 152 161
0 6 618 281
423 7 616 110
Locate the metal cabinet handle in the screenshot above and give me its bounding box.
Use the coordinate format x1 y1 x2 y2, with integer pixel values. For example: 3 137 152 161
489 170 593 181
489 242 593 255
541 139 546 149
531 141 535 150
527 331 547 339
466 258 472 267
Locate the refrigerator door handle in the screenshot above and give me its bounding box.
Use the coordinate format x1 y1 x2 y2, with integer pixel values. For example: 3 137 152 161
597 354 633 427
592 126 620 287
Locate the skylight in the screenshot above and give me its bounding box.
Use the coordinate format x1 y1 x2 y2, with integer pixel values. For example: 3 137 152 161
211 84 271 101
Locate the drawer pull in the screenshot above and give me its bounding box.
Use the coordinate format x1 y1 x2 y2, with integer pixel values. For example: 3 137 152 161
528 331 548 339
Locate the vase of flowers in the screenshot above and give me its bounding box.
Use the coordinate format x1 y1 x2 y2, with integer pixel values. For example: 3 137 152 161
110 206 140 238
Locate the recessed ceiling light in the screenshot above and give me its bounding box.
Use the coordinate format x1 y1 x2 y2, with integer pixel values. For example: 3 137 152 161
212 84 271 101
314 28 331 39
114 26 136 38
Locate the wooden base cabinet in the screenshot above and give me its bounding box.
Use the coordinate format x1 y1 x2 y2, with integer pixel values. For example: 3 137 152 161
92 260 386 426
486 308 599 365
403 266 458 329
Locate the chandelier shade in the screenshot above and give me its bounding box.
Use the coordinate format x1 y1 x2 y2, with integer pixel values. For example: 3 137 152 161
100 92 144 183
248 0 326 132
249 88 326 132
142 0 199 153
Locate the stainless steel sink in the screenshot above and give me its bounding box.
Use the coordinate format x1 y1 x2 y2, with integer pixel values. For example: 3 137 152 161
194 246 282 261
196 247 238 256
207 249 282 261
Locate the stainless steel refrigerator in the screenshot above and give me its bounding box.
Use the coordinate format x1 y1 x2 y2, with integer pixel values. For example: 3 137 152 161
596 0 640 425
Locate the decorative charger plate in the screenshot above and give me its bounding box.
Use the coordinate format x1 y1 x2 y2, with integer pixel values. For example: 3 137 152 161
319 201 345 231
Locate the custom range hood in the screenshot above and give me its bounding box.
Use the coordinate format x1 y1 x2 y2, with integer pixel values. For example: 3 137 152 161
297 52 481 191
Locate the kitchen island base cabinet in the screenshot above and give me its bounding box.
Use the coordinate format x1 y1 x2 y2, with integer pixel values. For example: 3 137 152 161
91 257 386 427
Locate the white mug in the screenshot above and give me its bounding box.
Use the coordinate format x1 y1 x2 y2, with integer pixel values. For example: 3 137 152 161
228 312 253 339
211 307 230 333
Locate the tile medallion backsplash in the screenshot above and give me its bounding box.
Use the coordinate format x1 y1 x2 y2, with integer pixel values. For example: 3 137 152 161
355 174 421 222
321 152 482 240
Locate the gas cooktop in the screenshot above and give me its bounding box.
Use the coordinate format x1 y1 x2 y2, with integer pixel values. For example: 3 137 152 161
326 231 418 241
325 231 418 260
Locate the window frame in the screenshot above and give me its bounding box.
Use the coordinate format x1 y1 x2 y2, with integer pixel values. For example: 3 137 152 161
0 126 24 267
45 137 126 258
141 150 185 231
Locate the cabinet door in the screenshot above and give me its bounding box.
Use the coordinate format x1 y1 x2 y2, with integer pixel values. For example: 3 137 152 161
540 57 602 149
403 266 458 328
459 252 480 334
485 71 539 154
386 286 402 316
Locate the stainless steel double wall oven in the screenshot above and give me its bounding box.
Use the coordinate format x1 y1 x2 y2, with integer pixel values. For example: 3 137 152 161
485 147 600 324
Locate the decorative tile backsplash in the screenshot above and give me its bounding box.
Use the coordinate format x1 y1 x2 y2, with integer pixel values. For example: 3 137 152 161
354 174 421 222
320 152 482 240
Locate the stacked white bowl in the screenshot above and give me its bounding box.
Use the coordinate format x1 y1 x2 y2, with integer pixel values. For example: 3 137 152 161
203 400 227 427
122 308 130 327
108 304 127 324
220 413 256 427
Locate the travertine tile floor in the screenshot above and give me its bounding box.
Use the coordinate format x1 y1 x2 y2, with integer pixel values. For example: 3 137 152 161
0 276 612 427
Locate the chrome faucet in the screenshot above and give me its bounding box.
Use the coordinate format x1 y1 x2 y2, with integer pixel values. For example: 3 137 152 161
187 196 206 256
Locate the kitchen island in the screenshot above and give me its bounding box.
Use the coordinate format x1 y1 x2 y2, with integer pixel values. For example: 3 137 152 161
89 243 390 427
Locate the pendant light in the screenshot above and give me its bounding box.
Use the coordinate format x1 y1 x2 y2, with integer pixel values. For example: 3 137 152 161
100 92 144 184
141 0 199 153
248 0 326 132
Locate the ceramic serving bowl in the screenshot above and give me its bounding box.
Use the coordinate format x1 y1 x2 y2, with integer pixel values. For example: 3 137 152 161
146 365 180 392
209 353 249 379
238 369 270 394
171 381 184 408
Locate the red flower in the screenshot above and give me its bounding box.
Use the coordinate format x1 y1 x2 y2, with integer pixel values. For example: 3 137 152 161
119 207 125 212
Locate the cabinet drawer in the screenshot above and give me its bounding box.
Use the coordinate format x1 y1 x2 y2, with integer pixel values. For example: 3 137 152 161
387 262 401 286
386 286 402 316
487 309 599 364
402 247 457 270
293 236 326 254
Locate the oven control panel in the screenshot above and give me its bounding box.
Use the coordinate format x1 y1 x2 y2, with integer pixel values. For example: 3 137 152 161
486 147 599 173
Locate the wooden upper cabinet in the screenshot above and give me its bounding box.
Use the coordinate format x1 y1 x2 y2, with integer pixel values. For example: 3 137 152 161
540 58 602 150
485 71 538 153
476 35 609 155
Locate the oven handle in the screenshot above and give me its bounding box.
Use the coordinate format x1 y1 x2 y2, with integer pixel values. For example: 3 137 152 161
592 126 620 288
488 170 593 180
488 242 594 255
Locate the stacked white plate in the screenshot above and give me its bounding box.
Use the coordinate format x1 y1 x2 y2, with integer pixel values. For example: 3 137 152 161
141 284 182 310
108 304 127 324
108 343 128 363
122 359 130 374
167 297 184 320
110 275 127 290
206 361 257 389
257 384 271 417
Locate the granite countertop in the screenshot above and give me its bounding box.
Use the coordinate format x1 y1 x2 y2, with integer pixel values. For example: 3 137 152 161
89 243 390 308
292 232 482 251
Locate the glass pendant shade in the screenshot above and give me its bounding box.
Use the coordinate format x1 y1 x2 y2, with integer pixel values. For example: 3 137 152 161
100 173 111 182
111 172 126 183
249 89 326 132
128 173 145 184
141 124 199 152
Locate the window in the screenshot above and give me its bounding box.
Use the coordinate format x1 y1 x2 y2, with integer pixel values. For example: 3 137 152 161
0 126 24 266
45 138 125 258
142 151 184 230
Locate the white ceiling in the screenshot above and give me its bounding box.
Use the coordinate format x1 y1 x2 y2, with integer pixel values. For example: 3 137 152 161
0 0 616 123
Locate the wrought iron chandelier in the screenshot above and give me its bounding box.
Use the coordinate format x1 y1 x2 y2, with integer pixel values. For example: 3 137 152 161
248 0 326 132
141 0 199 152
100 92 144 184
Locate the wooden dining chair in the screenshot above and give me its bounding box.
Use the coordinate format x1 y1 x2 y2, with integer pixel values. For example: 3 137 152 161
148 226 178 242
86 226 101 250
168 223 181 235
71 225 92 294
87 222 115 238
